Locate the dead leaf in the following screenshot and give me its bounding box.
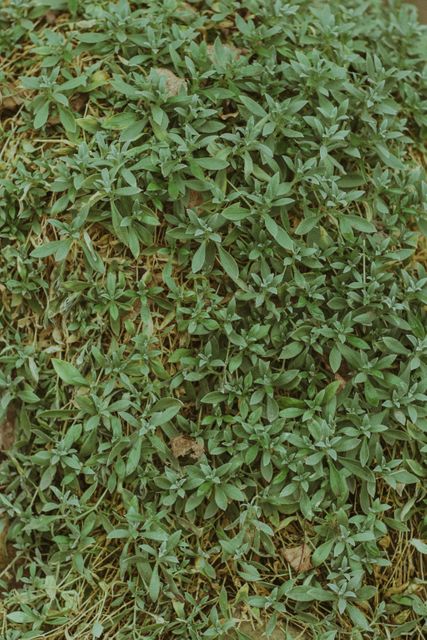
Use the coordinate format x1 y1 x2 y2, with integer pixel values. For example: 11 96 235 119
385 581 410 597
45 11 58 24
187 190 204 209
393 609 411 625
283 544 312 573
152 68 186 97
0 95 23 112
0 85 27 113
334 373 347 390
0 404 16 451
219 111 238 121
379 535 391 549
171 435 204 460
70 93 88 114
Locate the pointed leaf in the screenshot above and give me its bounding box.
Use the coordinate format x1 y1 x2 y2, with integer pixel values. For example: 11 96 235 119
52 359 89 387
264 214 294 250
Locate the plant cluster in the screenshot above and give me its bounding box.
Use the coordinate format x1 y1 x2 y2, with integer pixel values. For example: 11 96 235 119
0 1 426 639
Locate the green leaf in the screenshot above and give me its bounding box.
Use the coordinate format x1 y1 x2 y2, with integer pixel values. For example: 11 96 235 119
238 562 261 581
40 465 57 491
201 391 227 404
386 248 415 261
347 604 370 630
312 539 334 566
329 345 342 373
410 539 427 554
375 143 405 171
288 586 333 602
107 529 130 539
7 611 35 623
34 101 50 129
150 403 181 427
52 359 89 387
218 246 239 280
77 32 110 43
17 388 39 403
103 112 138 131
382 337 409 355
76 116 100 133
388 470 419 484
214 486 228 510
192 242 206 273
264 214 294 251
31 238 72 261
239 95 267 118
185 493 205 512
281 342 304 360
149 564 161 602
340 459 373 481
120 119 146 142
82 233 105 273
151 398 182 412
345 215 376 233
195 157 229 171
295 216 321 235
329 461 348 500
221 205 251 221
323 380 341 402
126 439 142 475
92 621 104 639
58 105 76 133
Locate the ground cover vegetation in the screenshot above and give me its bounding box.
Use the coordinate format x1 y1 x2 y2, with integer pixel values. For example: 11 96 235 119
0 0 426 638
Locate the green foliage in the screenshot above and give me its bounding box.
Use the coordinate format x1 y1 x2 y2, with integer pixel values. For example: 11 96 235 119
0 0 426 638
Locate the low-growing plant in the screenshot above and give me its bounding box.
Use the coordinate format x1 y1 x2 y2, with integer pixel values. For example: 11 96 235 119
0 0 426 639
